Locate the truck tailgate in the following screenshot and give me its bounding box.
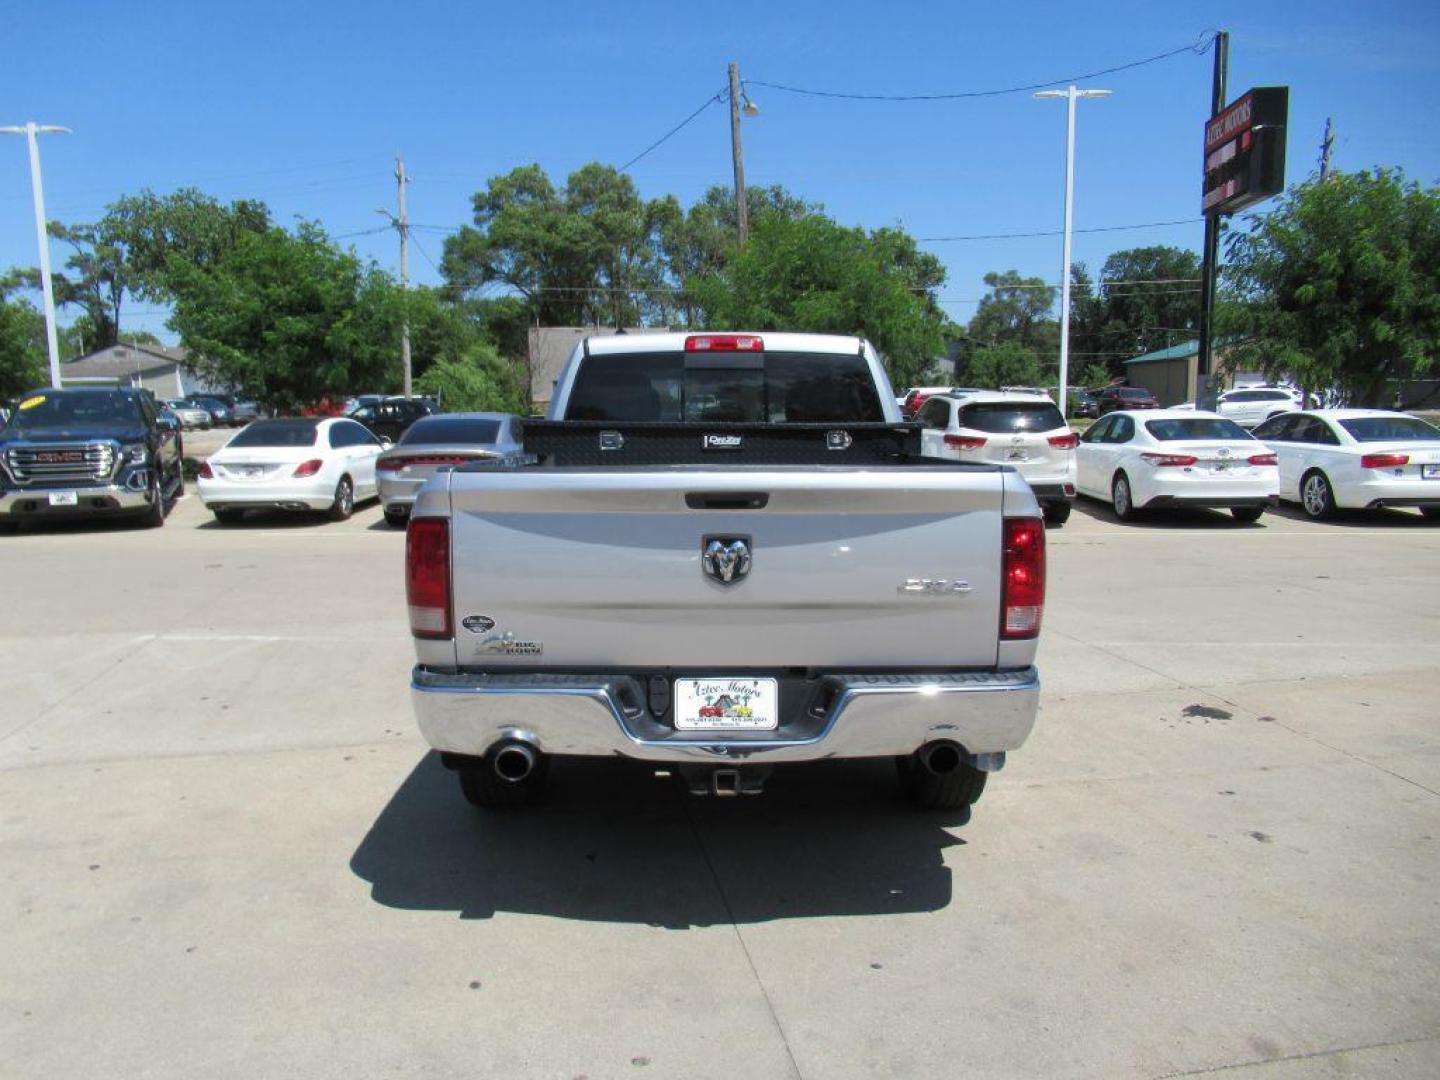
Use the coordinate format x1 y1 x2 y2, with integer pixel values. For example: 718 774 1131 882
445 466 1006 668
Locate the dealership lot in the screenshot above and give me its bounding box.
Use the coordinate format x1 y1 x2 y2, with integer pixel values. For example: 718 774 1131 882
2 499 1438 1079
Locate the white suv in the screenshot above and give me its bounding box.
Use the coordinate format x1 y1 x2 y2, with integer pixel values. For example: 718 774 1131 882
917 391 1077 524
1175 387 1301 428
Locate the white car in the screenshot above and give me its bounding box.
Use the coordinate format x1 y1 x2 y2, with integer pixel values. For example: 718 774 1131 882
1170 387 1301 428
196 416 386 524
918 391 1077 524
1250 409 1440 520
1075 408 1279 522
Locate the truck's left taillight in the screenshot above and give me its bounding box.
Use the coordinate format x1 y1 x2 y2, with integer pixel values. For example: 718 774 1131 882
406 517 451 639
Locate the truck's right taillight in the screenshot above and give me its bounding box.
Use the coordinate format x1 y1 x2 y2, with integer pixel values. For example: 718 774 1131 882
406 517 451 639
1001 518 1046 640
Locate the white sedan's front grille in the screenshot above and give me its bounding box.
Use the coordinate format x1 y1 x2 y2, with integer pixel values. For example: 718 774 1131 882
5 443 117 484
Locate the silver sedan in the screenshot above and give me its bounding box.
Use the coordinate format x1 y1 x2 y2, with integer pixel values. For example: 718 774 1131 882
375 412 523 526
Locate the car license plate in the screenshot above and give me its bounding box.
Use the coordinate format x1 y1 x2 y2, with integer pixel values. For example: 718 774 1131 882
1007 451 1028 461
47 491 78 506
241 466 265 478
673 677 779 731
1423 465 1440 479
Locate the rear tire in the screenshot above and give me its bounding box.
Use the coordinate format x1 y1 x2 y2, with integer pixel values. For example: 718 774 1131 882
1231 505 1265 523
327 476 354 522
896 754 987 813
1043 501 1072 526
1300 470 1335 520
1112 472 1138 521
458 756 550 808
384 507 408 529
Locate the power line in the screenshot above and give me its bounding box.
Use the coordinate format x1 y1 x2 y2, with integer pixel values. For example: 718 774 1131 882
410 233 442 274
333 225 391 240
746 33 1216 102
618 88 728 172
919 218 1202 242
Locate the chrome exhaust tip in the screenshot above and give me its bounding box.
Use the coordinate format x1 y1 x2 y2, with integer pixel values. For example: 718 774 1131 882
491 741 538 783
917 741 963 776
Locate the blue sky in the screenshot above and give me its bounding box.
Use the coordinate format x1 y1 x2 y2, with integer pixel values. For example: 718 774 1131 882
2 0 1437 349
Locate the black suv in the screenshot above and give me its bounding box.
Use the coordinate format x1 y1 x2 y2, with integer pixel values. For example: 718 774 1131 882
349 396 439 442
0 387 184 528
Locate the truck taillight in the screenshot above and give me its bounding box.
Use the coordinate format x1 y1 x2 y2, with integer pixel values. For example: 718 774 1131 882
1001 518 1045 640
685 334 763 352
944 434 987 449
1047 433 1079 449
406 518 451 639
197 460 213 479
1361 453 1408 469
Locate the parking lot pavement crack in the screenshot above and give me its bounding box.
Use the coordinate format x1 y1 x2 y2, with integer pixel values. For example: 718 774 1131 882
679 796 804 1080
0 633 158 747
1149 1032 1440 1078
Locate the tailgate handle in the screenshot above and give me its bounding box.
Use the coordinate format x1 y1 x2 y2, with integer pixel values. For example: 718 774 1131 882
685 491 769 510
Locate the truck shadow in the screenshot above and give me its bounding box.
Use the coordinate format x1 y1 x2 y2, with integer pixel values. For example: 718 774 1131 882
349 752 968 926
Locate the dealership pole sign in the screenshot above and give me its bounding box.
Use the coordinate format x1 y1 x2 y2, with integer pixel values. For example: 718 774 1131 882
1202 86 1288 216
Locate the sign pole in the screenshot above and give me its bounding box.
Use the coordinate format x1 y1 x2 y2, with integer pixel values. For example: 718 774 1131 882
1196 31 1228 409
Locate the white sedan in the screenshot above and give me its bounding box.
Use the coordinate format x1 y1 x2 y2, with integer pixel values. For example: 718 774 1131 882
197 417 386 524
1075 409 1279 522
1250 409 1440 520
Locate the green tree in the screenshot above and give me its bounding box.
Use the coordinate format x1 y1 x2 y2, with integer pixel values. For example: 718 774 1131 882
1220 168 1440 405
1070 246 1203 379
686 210 947 387
1 272 47 398
966 270 1058 353
414 342 528 413
441 163 672 328
966 342 1044 389
167 222 406 408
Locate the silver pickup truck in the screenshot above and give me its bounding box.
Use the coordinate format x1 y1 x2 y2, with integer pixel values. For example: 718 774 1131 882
406 332 1045 816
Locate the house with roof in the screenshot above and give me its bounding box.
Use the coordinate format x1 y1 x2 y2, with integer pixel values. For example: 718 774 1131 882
1122 339 1258 406
55 342 222 399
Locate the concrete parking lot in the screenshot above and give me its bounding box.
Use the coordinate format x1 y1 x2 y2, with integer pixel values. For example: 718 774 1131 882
2 495 1438 1079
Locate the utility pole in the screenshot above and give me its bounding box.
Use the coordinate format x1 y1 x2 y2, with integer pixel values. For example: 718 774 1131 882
728 62 749 243
1196 31 1229 410
1034 85 1111 418
2 121 71 386
1319 117 1334 180
395 156 412 397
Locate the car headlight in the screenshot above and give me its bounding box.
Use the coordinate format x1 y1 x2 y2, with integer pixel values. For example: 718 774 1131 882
123 444 149 464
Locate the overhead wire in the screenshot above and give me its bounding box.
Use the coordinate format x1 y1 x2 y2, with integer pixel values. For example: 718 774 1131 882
618 87 728 172
745 33 1216 102
918 218 1203 242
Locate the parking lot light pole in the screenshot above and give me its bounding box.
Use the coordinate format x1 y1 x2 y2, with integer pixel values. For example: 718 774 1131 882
1033 87 1110 418
2 122 71 387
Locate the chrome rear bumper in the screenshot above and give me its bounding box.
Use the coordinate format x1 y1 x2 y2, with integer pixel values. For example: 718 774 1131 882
412 666 1039 763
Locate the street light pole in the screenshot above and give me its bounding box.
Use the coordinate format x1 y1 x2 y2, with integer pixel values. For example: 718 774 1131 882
2 121 71 386
1033 87 1110 418
728 62 750 243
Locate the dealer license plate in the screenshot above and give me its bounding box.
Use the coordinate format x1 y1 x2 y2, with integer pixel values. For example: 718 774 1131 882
673 677 779 731
1423 465 1440 480
47 491 78 506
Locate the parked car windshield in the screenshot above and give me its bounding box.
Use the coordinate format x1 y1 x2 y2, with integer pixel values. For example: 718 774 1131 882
566 351 884 423
4 390 142 431
227 419 319 447
1145 418 1253 441
958 401 1064 433
401 418 502 445
1338 416 1440 442
1118 387 1154 399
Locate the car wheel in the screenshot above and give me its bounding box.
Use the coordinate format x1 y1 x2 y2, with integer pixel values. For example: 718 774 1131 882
1231 505 1265 523
458 756 550 808
327 476 354 522
1043 501 1072 526
1112 472 1137 521
1300 470 1336 519
174 439 185 497
213 508 244 525
141 470 167 528
384 507 408 528
896 753 987 813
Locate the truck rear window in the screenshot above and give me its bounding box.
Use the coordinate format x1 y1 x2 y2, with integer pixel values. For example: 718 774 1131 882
565 352 884 423
959 402 1064 433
